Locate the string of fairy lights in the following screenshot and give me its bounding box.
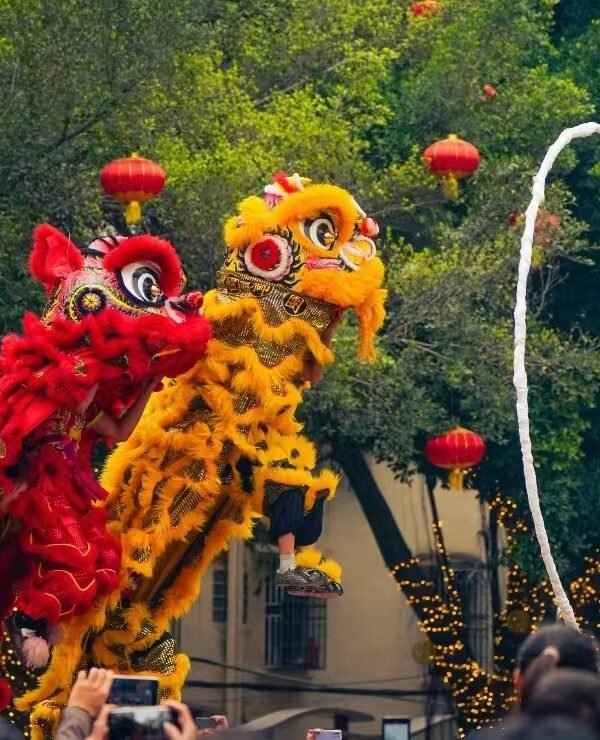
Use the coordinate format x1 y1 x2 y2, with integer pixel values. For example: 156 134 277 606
386 492 592 736
396 492 600 736
4 493 600 736
0 620 37 737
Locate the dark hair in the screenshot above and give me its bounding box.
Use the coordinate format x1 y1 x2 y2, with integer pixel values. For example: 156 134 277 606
479 715 599 740
516 625 599 674
527 669 600 732
516 626 599 710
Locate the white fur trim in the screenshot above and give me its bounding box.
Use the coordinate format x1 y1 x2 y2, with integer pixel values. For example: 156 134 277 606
244 235 293 281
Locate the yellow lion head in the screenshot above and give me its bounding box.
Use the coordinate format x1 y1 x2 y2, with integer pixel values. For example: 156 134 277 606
223 172 386 361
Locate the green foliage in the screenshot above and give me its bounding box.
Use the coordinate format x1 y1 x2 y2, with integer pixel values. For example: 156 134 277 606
1 0 600 582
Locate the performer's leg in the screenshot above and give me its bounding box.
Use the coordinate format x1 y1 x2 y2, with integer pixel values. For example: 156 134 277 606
268 489 303 574
278 532 296 573
295 497 325 547
269 492 341 598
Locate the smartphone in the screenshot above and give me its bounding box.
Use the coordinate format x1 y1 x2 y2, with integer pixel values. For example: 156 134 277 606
381 717 410 740
315 731 342 740
107 675 159 706
195 716 217 730
108 706 179 740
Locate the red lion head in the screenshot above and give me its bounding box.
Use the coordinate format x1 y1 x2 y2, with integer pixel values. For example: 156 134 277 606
0 225 211 417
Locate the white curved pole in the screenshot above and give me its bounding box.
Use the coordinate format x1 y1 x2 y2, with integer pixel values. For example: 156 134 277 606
514 122 600 630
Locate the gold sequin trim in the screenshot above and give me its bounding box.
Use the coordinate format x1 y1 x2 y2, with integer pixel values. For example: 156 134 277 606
104 609 128 631
211 312 306 368
217 270 335 332
132 547 151 563
237 424 251 439
134 618 156 642
169 395 214 433
106 494 124 523
142 479 168 528
180 459 207 481
233 390 259 415
131 635 177 675
160 447 186 471
168 486 202 527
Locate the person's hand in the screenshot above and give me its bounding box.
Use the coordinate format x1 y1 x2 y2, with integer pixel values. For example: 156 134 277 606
307 730 322 740
163 700 197 740
85 704 113 740
196 716 229 737
211 715 229 733
68 668 114 719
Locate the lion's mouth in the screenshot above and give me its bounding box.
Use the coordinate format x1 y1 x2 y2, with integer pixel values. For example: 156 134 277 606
152 347 182 362
305 256 343 270
305 238 376 273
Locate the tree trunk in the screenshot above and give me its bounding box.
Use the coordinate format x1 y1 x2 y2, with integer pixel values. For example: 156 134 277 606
332 439 512 733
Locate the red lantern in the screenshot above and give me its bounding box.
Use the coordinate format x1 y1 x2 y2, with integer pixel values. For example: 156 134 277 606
483 83 497 100
100 153 166 229
409 0 440 16
423 135 480 199
424 426 485 490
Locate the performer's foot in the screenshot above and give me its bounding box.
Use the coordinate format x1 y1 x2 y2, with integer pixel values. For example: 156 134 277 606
276 566 343 598
7 612 50 670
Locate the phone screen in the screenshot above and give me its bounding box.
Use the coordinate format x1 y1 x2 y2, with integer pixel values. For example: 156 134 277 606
107 675 159 706
382 718 410 740
108 706 175 740
195 717 217 730
315 731 342 740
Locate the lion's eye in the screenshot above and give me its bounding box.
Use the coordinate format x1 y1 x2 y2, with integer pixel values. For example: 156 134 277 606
300 213 337 249
120 262 164 305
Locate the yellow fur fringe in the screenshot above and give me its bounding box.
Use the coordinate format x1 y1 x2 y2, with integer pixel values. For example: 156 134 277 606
27 177 386 716
296 549 343 584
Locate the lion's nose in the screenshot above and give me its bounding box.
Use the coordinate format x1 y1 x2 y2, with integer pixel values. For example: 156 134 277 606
339 237 377 271
168 291 204 314
181 291 204 311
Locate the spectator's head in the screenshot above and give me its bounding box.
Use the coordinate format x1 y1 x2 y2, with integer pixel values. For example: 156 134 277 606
480 714 599 740
514 625 598 705
0 717 25 740
526 668 600 732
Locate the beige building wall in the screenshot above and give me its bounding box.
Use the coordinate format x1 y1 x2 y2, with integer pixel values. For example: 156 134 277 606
181 456 487 738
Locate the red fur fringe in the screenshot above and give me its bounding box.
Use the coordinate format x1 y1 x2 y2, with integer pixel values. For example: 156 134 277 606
29 224 84 292
102 235 183 295
0 308 210 470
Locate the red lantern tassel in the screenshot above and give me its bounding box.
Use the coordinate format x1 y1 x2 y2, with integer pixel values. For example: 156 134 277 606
449 467 465 490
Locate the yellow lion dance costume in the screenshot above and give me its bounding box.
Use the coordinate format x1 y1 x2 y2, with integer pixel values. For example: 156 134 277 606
21 172 386 737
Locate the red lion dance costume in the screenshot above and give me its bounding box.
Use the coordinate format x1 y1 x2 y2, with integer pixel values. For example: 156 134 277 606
0 225 211 711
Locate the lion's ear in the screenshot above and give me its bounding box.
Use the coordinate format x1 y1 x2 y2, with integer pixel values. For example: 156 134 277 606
30 224 84 292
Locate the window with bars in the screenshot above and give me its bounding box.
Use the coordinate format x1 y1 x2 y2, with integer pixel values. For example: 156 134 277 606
422 557 493 672
264 572 327 670
212 566 228 624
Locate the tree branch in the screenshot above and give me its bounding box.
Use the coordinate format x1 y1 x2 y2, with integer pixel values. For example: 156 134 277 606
51 82 135 148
